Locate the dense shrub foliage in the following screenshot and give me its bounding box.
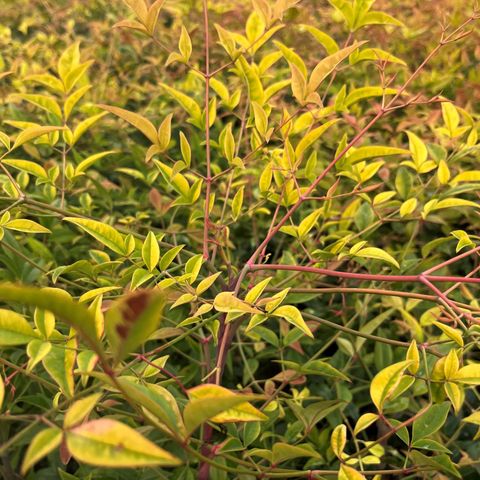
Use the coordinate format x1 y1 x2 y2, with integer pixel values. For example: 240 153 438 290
1 0 480 478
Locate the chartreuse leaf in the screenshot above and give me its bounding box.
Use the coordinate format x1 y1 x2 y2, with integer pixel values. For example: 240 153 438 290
0 309 39 345
12 126 64 150
0 374 4 410
432 321 464 347
331 424 347 459
66 419 181 467
105 289 167 362
272 442 321 463
118 377 186 438
42 337 76 397
0 284 100 354
453 364 480 385
142 231 160 272
370 360 412 412
409 451 461 479
4 219 51 234
351 247 399 269
307 42 366 93
21 427 63 475
451 171 480 183
406 340 420 374
196 272 222 295
160 83 202 124
3 159 48 178
412 402 450 442
64 393 102 428
64 217 126 255
354 413 378 436
245 277 272 304
98 104 158 144
300 25 339 54
271 305 313 338
214 292 262 315
295 119 339 158
184 385 266 434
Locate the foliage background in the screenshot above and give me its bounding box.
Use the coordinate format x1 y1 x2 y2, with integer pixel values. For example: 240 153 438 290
1 0 480 479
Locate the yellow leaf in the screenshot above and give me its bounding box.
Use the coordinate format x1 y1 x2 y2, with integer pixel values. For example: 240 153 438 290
308 42 366 93
353 413 378 436
443 349 460 379
5 219 51 234
353 247 399 269
453 364 480 385
66 419 181 467
21 427 63 475
370 360 412 412
331 424 347 459
406 340 420 374
437 160 451 185
64 393 102 428
142 231 160 272
213 292 261 315
271 305 313 338
98 104 158 145
185 384 267 434
432 321 464 347
339 464 366 480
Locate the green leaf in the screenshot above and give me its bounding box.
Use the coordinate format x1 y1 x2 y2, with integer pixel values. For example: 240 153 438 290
98 104 158 144
112 377 186 438
412 402 450 442
271 305 313 338
0 284 101 354
12 126 64 150
272 442 321 464
0 309 38 345
43 339 76 397
66 419 181 467
5 219 51 234
352 247 399 269
64 217 126 255
105 289 167 361
409 451 461 479
21 427 63 475
307 42 366 93
142 232 160 272
370 360 412 412
184 384 266 434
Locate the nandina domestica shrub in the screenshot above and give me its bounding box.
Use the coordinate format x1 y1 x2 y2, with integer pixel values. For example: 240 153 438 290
1 0 480 478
